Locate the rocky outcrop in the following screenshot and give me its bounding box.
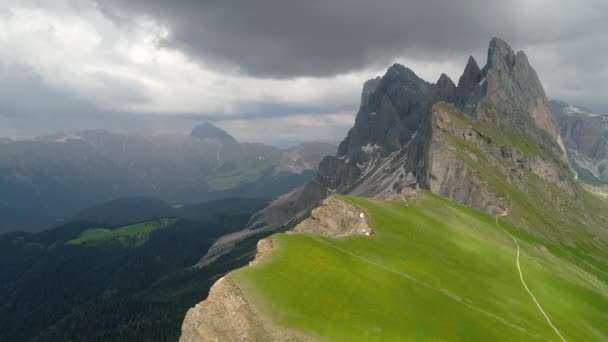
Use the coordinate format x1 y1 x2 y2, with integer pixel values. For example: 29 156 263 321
292 196 372 237
180 276 312 342
551 100 608 182
469 38 567 157
425 106 509 215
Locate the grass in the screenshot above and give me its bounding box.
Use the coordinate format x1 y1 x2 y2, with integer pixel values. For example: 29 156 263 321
66 218 177 247
232 193 608 341
206 162 272 192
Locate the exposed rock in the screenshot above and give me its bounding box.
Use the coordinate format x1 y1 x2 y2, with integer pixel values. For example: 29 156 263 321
457 56 483 93
473 38 567 157
337 64 432 156
180 276 312 342
360 76 381 109
430 73 457 104
425 106 509 215
551 99 608 182
274 142 337 174
196 180 328 267
293 196 372 237
249 238 274 266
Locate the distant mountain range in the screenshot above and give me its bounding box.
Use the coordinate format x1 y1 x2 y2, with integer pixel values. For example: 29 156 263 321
0 124 335 233
550 100 608 184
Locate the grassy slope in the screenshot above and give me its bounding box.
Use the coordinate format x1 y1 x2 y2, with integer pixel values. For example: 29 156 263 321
233 193 608 341
66 218 177 246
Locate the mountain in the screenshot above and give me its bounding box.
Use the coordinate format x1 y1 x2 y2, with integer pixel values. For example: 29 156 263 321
0 124 335 233
550 100 608 183
0 197 268 342
199 37 574 266
190 122 238 143
181 38 608 340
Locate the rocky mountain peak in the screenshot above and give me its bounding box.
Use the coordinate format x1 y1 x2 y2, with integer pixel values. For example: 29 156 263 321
486 37 516 71
337 63 431 158
462 38 568 156
360 76 381 109
457 56 482 91
190 123 237 143
431 73 457 104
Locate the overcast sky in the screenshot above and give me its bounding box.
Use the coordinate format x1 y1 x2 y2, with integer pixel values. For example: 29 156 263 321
0 0 606 145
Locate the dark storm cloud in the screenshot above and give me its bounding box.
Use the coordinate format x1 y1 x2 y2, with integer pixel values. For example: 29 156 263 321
0 67 194 138
95 0 608 79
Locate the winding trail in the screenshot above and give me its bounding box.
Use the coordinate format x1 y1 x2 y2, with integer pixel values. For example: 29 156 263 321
495 216 567 342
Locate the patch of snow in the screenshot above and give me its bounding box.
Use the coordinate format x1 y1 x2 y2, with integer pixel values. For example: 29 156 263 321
361 143 381 154
477 77 486 86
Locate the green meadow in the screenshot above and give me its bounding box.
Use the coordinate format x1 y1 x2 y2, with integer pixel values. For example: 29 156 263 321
66 218 177 247
232 193 608 341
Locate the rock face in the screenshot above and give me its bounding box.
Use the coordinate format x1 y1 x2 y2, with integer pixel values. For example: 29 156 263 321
424 106 509 215
551 100 608 182
293 196 372 237
180 276 312 342
274 142 337 174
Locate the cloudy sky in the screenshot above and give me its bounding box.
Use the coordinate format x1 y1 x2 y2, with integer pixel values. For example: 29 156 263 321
1 0 606 145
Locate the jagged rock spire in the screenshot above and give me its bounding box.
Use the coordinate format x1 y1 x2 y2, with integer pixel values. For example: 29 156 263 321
457 56 482 91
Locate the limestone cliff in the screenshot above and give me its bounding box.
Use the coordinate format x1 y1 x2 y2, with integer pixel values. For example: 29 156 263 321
551 100 608 182
180 274 312 342
191 36 574 298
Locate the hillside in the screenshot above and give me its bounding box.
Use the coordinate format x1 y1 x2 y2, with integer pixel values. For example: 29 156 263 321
0 198 268 342
181 38 608 340
188 192 608 341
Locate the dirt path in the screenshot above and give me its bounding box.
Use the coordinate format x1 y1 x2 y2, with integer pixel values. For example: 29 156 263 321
495 217 567 342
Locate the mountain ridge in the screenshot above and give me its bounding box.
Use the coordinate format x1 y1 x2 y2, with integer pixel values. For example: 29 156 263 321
181 38 608 340
198 37 575 266
0 124 335 233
